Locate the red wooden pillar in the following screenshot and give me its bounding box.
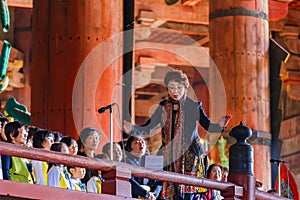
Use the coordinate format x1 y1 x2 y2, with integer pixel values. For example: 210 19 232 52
209 0 271 190
31 0 123 148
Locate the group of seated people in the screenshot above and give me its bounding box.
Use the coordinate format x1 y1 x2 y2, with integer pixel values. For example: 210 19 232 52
0 114 230 200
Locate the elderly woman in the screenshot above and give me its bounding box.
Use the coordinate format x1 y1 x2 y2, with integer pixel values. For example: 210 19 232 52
124 69 231 199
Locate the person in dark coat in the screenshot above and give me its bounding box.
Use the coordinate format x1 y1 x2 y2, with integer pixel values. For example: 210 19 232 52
123 69 231 200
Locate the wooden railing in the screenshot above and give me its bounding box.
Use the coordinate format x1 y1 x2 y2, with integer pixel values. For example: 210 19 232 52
0 141 288 200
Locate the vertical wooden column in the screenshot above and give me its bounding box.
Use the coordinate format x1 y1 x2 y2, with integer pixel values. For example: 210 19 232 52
11 8 32 111
209 0 271 190
31 0 123 147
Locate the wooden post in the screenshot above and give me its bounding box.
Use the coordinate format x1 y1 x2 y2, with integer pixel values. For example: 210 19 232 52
102 165 132 197
31 0 123 147
209 0 271 190
228 122 256 200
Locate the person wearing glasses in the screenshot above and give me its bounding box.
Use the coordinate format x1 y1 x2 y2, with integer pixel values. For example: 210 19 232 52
123 69 231 200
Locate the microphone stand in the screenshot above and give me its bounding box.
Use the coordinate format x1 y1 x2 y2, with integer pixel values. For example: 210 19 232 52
109 106 113 161
277 161 281 196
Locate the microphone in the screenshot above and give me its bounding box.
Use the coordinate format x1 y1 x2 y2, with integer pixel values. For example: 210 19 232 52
270 159 286 163
98 103 117 113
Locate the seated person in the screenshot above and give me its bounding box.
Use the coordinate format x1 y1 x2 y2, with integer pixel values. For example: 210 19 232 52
67 166 86 191
61 136 79 156
47 142 71 189
102 142 123 162
1 121 34 184
87 167 105 194
123 135 162 200
32 130 55 185
204 164 223 200
221 166 228 182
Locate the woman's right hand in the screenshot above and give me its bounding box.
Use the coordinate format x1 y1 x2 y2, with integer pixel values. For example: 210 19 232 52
123 120 133 133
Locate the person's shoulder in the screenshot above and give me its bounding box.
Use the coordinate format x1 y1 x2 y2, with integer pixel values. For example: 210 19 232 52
1 154 10 159
123 156 131 163
48 166 60 174
185 97 202 106
123 156 136 165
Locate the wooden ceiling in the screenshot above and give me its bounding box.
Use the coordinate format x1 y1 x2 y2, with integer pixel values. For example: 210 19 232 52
289 0 300 10
133 0 300 119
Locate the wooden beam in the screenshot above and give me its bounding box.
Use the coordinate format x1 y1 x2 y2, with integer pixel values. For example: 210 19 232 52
269 19 286 31
135 42 209 67
279 26 300 54
7 0 32 8
160 22 209 35
135 91 160 96
135 99 160 116
197 35 209 45
286 10 300 26
280 129 300 156
269 0 289 21
135 0 209 24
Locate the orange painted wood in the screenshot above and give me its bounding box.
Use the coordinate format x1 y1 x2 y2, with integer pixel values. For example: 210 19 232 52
31 0 50 128
135 42 210 67
135 0 209 24
11 8 32 112
7 0 32 8
31 0 123 149
209 0 271 191
269 0 289 22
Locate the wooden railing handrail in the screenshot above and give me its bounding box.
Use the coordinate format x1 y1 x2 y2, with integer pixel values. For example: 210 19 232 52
0 141 289 199
256 189 288 200
0 141 240 192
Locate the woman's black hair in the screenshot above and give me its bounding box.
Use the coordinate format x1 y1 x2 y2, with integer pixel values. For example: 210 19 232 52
28 126 41 140
4 121 25 143
0 114 8 124
60 136 76 147
48 142 67 172
32 130 54 148
164 69 189 88
124 135 138 152
206 163 221 178
0 115 8 141
52 131 63 142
